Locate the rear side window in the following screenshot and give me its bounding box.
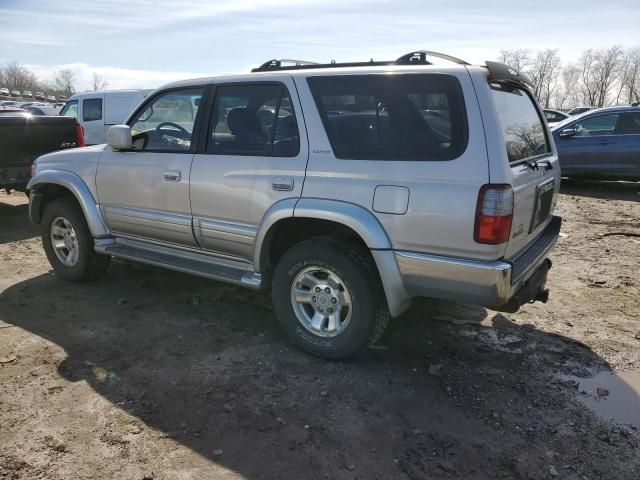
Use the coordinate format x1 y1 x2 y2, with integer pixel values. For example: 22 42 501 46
491 84 550 162
619 112 640 134
59 100 78 119
83 98 102 121
307 74 468 161
207 84 300 157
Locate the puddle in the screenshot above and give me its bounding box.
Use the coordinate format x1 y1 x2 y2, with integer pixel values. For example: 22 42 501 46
565 368 640 429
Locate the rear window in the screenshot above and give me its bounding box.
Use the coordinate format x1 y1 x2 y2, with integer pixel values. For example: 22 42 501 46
491 84 550 162
307 74 468 161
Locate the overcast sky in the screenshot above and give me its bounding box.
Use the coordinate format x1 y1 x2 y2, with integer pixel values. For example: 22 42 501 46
0 0 638 91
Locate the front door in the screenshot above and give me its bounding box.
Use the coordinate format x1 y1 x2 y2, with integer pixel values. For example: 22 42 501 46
189 78 308 262
556 112 620 178
96 87 205 247
81 94 105 145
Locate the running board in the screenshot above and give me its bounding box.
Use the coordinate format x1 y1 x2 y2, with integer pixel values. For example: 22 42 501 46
96 243 262 289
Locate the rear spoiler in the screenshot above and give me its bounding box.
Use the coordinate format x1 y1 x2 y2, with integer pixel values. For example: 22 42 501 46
484 61 534 88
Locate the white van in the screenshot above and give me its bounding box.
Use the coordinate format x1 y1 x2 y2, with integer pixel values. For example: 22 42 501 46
59 89 153 145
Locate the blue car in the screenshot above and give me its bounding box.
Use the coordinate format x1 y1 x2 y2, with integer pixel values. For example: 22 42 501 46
551 105 640 181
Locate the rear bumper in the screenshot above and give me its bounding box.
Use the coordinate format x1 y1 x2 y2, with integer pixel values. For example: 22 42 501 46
394 216 561 312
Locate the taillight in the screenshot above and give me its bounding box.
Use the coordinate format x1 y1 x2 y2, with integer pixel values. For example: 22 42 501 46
474 184 513 244
75 124 85 147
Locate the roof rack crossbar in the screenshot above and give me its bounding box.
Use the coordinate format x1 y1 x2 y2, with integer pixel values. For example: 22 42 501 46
252 59 320 72
395 50 469 66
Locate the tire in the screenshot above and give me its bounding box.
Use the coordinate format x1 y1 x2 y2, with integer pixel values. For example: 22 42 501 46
41 196 110 281
272 237 390 359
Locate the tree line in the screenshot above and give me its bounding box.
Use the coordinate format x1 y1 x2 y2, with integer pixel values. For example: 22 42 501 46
498 45 640 109
0 62 108 98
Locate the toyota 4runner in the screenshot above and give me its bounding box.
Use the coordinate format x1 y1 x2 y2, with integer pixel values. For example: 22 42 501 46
28 51 562 359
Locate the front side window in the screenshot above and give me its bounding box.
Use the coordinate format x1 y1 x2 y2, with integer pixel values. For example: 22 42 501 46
130 88 204 151
83 98 102 122
60 100 78 119
491 84 550 162
307 74 468 161
573 114 620 136
207 84 300 156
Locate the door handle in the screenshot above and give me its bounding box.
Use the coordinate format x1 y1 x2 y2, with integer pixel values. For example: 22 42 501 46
272 177 294 191
164 170 181 182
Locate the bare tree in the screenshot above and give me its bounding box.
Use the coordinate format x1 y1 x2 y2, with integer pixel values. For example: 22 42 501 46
53 68 77 97
0 61 38 92
91 72 109 91
498 49 531 73
528 49 561 107
578 46 623 107
617 47 640 104
553 63 581 109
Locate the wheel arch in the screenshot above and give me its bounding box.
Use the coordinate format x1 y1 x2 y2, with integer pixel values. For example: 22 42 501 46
27 170 110 238
255 198 411 317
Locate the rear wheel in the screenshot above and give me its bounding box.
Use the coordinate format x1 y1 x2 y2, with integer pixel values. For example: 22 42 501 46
41 197 110 281
272 237 390 359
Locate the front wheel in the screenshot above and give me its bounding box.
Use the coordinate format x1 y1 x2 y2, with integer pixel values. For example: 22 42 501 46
272 237 390 359
41 197 110 281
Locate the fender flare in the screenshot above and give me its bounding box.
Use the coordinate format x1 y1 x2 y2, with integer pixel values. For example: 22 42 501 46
27 170 110 238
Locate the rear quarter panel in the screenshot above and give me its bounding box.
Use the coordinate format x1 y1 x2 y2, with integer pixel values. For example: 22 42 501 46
294 66 502 261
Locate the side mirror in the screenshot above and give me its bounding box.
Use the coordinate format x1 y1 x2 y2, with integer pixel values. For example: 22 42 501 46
107 125 132 150
559 127 576 138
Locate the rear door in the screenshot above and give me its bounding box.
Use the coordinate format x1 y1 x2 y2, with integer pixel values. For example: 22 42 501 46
613 111 640 179
554 112 620 178
488 82 560 259
189 77 308 262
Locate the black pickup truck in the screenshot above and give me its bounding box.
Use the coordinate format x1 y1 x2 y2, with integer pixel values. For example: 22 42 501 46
0 109 83 193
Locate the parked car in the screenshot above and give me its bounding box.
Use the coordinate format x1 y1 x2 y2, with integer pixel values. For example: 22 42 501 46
0 87 10 97
28 52 561 359
59 89 153 145
35 92 45 101
10 90 21 97
551 105 640 180
23 90 33 99
0 100 17 107
0 112 83 193
567 106 595 116
542 108 569 127
26 105 62 116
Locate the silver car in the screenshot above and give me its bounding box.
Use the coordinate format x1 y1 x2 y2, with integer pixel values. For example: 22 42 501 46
28 51 561 359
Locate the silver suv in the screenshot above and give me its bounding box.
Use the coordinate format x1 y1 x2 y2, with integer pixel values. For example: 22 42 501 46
28 51 561 359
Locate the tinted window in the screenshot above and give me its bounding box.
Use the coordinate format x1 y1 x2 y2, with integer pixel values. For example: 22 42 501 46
491 85 550 162
574 114 620 136
130 88 204 151
83 98 102 121
207 84 299 156
308 74 467 161
60 100 78 119
618 112 640 134
544 110 565 123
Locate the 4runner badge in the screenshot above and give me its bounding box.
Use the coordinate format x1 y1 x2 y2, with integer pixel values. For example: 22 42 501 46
312 149 331 155
512 223 524 239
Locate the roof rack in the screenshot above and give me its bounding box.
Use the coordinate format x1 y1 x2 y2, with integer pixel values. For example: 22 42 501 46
251 50 470 72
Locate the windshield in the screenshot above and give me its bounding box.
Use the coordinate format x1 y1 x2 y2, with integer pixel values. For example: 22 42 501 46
59 100 78 118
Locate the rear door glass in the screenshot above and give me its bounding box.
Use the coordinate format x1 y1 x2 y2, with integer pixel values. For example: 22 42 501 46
307 74 468 161
491 85 550 162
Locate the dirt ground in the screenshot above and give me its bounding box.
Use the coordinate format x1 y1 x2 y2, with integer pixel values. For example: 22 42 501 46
1 182 639 480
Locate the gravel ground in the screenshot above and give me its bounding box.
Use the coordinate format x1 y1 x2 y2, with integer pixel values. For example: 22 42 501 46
1 181 639 480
